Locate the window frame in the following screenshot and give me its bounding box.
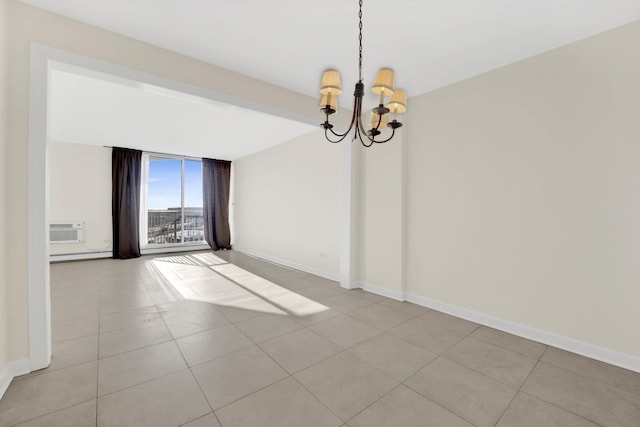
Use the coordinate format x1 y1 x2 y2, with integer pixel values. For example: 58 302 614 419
140 152 208 253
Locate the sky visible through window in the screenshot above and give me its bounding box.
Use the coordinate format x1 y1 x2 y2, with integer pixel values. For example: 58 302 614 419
148 158 203 210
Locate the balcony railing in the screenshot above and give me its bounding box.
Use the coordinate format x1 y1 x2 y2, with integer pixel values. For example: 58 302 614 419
147 208 204 245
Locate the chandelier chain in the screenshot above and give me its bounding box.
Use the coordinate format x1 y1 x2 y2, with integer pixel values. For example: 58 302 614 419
358 0 363 82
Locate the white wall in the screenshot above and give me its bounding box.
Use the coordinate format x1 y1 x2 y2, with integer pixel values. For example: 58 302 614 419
404 21 640 359
49 142 112 256
233 130 341 279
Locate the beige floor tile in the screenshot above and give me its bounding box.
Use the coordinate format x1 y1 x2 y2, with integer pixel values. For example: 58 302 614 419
259 328 342 374
51 302 100 324
0 362 97 427
293 307 342 327
98 320 172 358
376 299 428 317
444 336 537 387
52 290 100 309
388 317 466 354
319 294 374 313
310 314 382 348
157 299 219 317
99 292 155 315
405 358 517 427
23 252 639 427
273 277 320 292
191 345 288 410
99 283 149 299
97 369 210 427
418 310 479 335
98 341 187 396
471 326 547 359
348 333 437 381
235 314 304 343
99 305 162 333
216 377 342 427
347 289 388 303
541 347 640 397
13 400 97 427
295 284 344 301
349 303 415 331
52 316 99 343
295 352 398 421
496 392 599 427
348 385 472 427
216 298 286 323
163 308 230 339
182 413 221 427
176 324 254 366
147 289 184 305
48 334 99 373
522 362 640 427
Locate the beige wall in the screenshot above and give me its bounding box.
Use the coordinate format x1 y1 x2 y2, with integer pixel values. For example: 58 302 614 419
404 21 640 357
233 130 341 278
357 136 404 296
49 142 112 256
5 0 319 365
0 0 9 378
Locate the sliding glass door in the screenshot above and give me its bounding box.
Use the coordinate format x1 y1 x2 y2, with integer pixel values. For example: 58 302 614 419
141 153 205 249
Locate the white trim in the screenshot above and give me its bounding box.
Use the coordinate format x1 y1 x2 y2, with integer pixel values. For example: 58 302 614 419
235 248 339 282
28 44 52 371
339 140 357 289
0 359 30 399
405 292 640 374
27 42 321 379
50 251 111 262
356 281 404 301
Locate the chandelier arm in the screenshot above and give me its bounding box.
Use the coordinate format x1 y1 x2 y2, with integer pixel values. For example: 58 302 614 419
324 127 346 143
356 107 379 146
355 126 375 147
373 127 397 144
323 81 363 141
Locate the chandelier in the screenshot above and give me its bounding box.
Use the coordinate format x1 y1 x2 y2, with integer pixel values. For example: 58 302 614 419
319 0 407 147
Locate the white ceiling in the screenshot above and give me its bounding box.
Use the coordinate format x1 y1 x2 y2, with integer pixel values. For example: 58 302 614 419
22 0 640 98
49 69 318 160
33 1 640 158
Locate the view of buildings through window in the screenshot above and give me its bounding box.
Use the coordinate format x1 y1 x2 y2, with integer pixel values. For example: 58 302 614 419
146 156 205 245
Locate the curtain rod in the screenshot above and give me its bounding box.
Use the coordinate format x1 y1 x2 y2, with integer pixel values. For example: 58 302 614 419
103 146 208 161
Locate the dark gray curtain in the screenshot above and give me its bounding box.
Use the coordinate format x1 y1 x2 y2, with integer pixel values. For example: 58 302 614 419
112 147 142 259
202 158 232 250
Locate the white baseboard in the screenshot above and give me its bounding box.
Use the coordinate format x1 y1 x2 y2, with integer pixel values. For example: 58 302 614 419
50 251 111 262
0 358 30 400
405 292 640 374
356 281 404 301
234 248 339 282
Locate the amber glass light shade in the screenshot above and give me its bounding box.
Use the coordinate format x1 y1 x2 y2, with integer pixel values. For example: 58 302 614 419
387 89 407 114
371 68 395 96
320 69 342 95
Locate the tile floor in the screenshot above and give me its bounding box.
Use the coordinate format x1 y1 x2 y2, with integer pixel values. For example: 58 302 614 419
1 250 639 426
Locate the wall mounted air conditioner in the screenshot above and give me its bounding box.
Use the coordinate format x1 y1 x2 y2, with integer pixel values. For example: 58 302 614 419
50 221 85 243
